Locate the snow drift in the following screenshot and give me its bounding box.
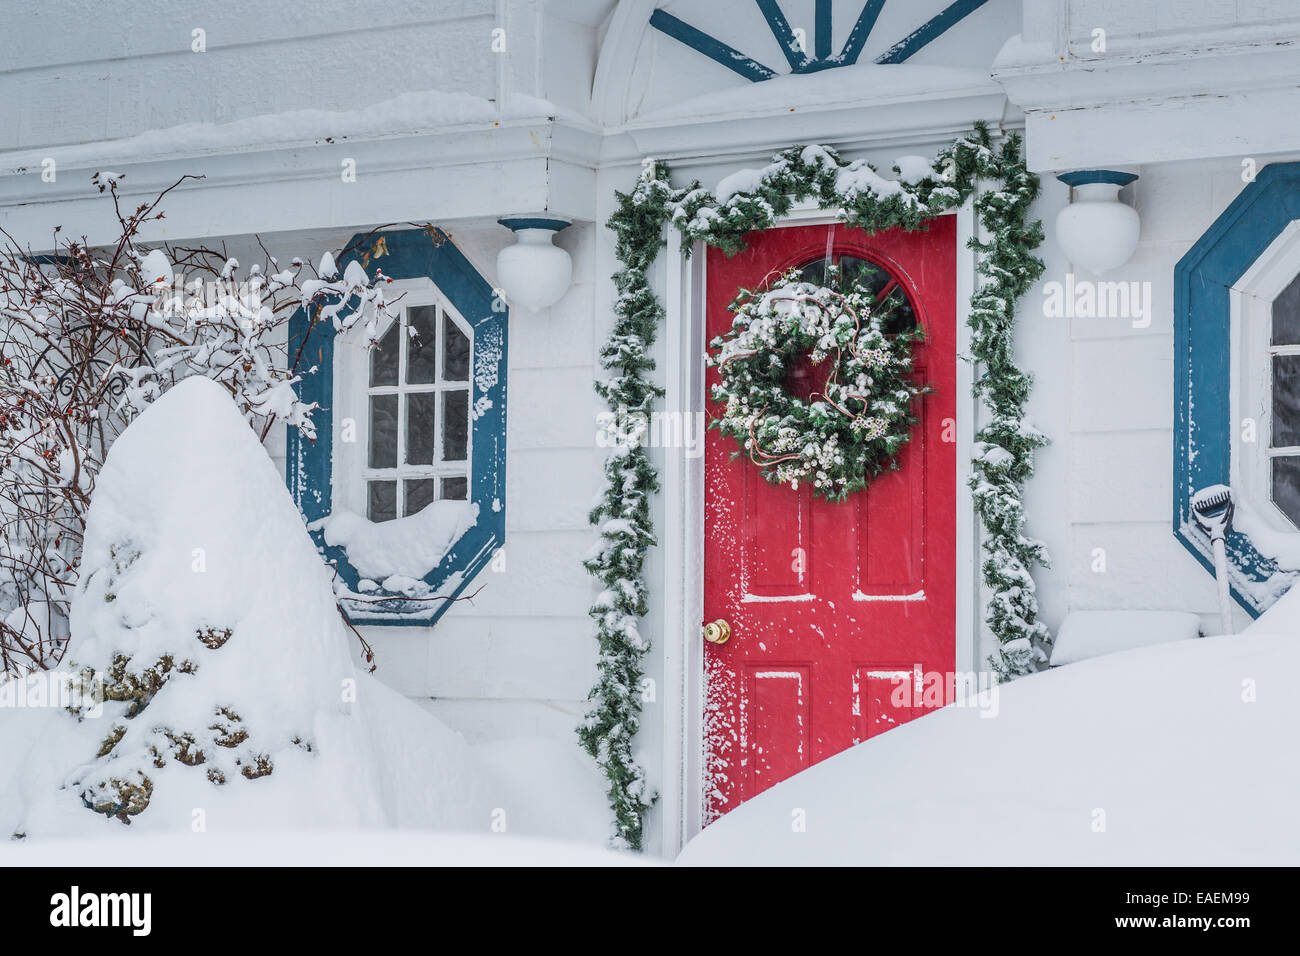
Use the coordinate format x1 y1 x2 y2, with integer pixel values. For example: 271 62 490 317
1 831 646 868
679 589 1300 866
0 378 607 849
1 377 392 834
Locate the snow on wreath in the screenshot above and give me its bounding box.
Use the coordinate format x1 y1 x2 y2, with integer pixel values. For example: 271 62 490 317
707 267 927 500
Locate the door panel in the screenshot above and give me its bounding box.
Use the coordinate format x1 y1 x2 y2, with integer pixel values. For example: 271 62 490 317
703 218 957 822
742 467 815 599
857 382 926 596
745 665 811 794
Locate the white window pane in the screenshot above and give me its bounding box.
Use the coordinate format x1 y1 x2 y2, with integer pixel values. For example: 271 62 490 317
1273 456 1300 527
1272 354 1300 447
442 390 469 461
441 475 468 500
444 316 471 381
404 478 437 516
1273 273 1300 346
407 305 437 384
368 480 397 523
370 321 400 387
369 394 398 468
405 393 437 465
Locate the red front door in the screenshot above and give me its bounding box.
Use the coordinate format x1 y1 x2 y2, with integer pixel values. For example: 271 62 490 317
703 218 957 822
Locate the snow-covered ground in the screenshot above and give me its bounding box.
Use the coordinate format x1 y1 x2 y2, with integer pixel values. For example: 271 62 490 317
678 589 1300 866
3 377 1295 866
1 831 644 867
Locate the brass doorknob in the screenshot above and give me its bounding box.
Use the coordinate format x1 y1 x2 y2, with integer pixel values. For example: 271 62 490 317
703 619 732 645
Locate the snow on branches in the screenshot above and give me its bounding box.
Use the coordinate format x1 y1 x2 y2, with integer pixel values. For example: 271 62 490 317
0 174 396 676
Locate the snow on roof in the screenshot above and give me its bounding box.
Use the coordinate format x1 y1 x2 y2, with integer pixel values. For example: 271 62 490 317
0 90 565 175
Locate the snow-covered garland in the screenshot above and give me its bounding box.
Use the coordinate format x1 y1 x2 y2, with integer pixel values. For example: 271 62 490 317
583 123 1049 848
709 272 927 500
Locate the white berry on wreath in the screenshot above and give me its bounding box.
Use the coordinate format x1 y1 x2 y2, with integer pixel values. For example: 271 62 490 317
706 267 929 501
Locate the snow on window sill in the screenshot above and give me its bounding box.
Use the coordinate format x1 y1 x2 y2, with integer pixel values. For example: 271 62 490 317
1178 517 1297 610
1233 500 1300 570
309 500 479 583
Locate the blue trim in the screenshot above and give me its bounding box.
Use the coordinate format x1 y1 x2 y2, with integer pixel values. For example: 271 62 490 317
875 0 991 64
287 228 507 627
498 217 571 232
652 1 990 80
838 0 887 65
814 0 833 60
1058 170 1140 188
754 0 812 72
649 9 776 82
1173 161 1300 616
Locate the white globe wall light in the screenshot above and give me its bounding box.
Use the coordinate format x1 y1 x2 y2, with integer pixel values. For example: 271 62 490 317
1055 170 1141 275
496 217 573 312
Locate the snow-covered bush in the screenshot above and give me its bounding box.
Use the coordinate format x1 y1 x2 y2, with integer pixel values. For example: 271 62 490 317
52 377 382 828
0 174 395 675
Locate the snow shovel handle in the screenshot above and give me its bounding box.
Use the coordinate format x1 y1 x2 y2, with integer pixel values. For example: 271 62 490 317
1212 537 1233 636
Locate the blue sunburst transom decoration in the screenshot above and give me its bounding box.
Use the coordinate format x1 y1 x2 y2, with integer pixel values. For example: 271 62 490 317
651 0 991 81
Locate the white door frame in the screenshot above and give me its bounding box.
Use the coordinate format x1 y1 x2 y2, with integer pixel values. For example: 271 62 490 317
656 197 982 857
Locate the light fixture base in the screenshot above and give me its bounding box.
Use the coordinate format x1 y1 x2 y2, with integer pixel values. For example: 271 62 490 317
1057 169 1139 189
498 217 572 233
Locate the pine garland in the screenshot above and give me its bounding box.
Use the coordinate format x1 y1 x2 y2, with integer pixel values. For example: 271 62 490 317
582 124 1049 847
578 164 674 850
965 138 1052 679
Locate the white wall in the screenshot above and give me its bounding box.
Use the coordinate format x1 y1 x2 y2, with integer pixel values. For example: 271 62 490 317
369 219 603 743
233 218 604 744
997 0 1300 637
0 0 615 838
1061 0 1300 52
0 0 615 749
1017 158 1297 640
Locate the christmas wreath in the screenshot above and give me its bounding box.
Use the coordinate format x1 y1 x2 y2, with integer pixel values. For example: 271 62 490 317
708 268 928 500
